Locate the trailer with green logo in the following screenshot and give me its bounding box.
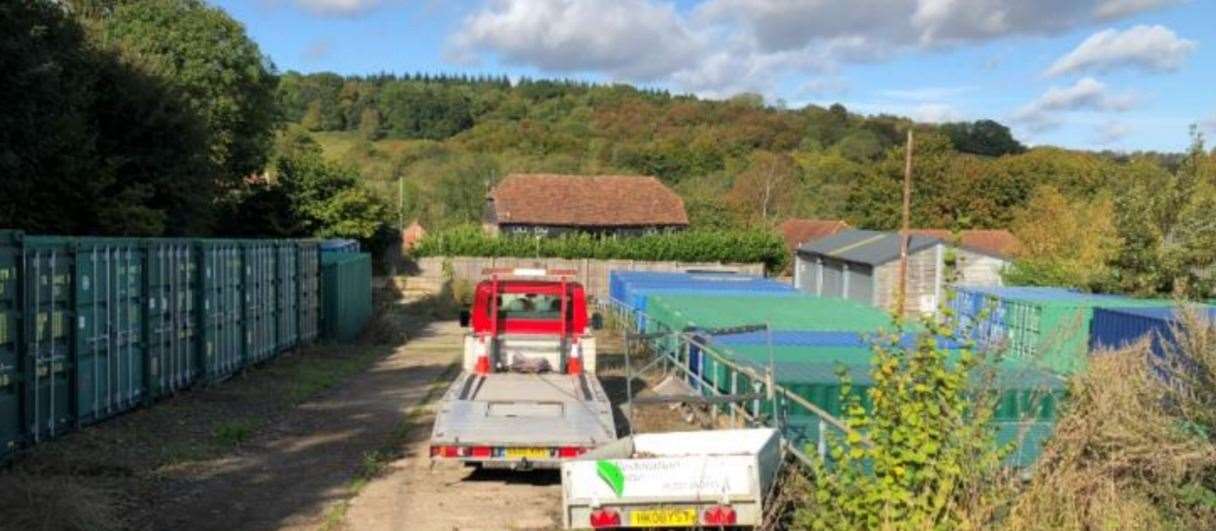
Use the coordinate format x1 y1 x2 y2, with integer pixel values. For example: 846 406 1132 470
560 428 781 528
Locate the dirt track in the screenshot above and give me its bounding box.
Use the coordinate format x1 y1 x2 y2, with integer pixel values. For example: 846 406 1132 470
154 321 463 531
338 329 691 531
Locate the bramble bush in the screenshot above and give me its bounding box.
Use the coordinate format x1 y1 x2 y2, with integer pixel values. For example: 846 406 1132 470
411 225 788 272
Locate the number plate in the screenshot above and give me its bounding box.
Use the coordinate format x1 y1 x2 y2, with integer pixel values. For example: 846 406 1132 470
504 447 550 459
629 508 698 527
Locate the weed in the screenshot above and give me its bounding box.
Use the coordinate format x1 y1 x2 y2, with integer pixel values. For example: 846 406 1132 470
213 420 255 448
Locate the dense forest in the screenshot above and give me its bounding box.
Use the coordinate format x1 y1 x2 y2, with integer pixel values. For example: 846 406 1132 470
3 1 1216 297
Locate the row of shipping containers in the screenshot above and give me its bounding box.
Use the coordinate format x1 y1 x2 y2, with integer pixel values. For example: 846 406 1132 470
950 286 1176 374
1 231 325 461
610 271 1064 469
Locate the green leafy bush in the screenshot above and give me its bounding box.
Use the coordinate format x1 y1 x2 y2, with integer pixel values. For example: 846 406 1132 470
412 226 788 272
799 316 1016 529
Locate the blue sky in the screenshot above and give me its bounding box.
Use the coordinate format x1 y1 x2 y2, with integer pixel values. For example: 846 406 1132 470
218 0 1216 152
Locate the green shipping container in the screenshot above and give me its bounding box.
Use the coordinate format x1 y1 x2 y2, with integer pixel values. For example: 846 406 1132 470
276 242 299 352
146 240 199 397
713 347 1065 468
298 243 320 344
0 235 21 458
74 239 146 423
645 294 894 334
0 232 327 462
994 295 1173 374
198 240 245 380
243 241 277 364
17 236 74 442
321 253 372 342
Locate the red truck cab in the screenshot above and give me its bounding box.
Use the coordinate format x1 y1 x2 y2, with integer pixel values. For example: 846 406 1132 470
459 269 601 375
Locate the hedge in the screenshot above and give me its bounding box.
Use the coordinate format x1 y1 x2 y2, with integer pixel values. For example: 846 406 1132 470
412 226 788 272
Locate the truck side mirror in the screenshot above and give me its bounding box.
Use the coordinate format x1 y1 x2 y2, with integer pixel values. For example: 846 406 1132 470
591 312 604 331
459 309 470 328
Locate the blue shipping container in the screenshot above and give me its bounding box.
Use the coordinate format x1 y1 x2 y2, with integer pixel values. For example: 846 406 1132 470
1090 306 1215 384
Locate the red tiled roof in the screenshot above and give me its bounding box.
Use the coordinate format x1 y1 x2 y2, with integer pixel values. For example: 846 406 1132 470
908 229 1020 258
488 174 689 227
778 219 849 252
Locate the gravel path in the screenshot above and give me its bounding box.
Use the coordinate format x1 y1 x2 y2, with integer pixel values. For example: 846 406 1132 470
154 321 463 531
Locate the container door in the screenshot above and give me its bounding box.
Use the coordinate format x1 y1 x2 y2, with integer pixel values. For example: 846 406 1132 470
0 241 20 457
200 243 245 380
147 242 197 397
298 243 319 344
22 244 74 442
75 241 145 424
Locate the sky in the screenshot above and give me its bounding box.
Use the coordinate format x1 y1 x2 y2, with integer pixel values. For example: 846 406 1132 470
217 0 1216 152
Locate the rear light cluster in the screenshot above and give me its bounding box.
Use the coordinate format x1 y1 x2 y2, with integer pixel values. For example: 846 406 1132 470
589 508 621 528
703 505 738 525
587 505 737 528
429 446 589 459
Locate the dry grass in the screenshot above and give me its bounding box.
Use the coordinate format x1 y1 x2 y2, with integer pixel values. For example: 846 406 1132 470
1005 311 1216 530
0 474 123 531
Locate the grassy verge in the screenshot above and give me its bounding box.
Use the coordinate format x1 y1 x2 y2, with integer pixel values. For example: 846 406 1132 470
0 291 445 531
320 360 461 531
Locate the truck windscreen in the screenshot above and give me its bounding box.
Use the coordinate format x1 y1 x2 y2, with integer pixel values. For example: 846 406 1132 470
496 293 565 320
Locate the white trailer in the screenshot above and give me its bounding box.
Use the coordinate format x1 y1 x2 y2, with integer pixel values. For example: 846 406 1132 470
560 428 782 529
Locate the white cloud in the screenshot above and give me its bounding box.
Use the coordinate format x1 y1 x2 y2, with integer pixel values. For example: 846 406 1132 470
450 0 701 80
294 0 383 16
1204 114 1216 134
451 0 1175 98
1015 77 1137 130
1045 25 1196 77
1095 0 1183 19
1094 121 1131 145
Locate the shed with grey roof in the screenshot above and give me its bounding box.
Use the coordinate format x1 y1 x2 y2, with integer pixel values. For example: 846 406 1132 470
794 229 946 316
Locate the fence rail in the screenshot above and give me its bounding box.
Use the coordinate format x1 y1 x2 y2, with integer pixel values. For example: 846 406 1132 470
600 297 863 471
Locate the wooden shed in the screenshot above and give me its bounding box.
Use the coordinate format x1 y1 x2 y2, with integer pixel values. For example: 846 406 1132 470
795 230 946 316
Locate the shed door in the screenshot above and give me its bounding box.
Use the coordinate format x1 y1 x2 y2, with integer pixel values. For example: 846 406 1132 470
820 258 846 298
796 257 815 293
847 264 874 306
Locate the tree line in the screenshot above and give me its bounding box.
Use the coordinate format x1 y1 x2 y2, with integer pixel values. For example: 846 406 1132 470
5 1 1215 297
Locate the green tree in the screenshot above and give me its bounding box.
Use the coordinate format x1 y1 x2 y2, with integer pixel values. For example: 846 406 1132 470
940 120 1026 157
727 150 799 225
0 1 101 233
99 0 280 185
358 107 383 140
1 0 216 236
1005 185 1121 288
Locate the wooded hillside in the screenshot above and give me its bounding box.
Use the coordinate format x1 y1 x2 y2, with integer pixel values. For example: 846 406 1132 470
4 1 1215 297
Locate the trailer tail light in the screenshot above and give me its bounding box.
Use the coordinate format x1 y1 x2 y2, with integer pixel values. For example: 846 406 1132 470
430 446 468 458
589 508 621 528
470 446 492 458
703 505 737 526
557 446 586 458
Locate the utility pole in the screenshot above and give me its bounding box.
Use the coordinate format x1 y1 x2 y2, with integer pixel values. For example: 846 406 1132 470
897 130 914 318
398 177 405 230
